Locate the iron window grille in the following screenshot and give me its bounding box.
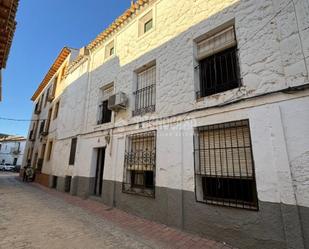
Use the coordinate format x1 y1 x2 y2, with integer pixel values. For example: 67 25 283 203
98 100 112 124
194 120 258 210
39 120 45 134
123 130 156 198
197 46 240 98
133 65 156 116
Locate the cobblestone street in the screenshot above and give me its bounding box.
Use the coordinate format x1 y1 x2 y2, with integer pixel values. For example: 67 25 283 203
0 173 234 249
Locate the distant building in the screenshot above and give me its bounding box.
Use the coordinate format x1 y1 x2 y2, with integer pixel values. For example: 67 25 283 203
0 135 26 166
0 0 19 101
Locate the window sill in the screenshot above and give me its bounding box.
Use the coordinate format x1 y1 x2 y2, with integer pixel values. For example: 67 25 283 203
137 27 155 41
122 184 155 198
104 54 116 63
93 122 114 131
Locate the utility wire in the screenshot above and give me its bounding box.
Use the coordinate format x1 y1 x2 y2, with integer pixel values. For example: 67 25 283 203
0 117 45 122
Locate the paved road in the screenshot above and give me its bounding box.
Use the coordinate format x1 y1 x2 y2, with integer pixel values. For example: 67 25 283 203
0 172 160 249
0 172 233 249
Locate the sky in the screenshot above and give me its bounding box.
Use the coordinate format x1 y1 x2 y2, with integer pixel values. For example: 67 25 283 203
0 0 130 137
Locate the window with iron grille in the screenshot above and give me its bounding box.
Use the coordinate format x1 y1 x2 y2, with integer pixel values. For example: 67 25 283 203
194 120 258 210
133 65 156 116
39 120 45 134
196 26 241 98
123 131 156 197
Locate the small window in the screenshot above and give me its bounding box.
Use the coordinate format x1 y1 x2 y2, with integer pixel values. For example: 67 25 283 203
53 101 60 120
39 120 45 135
45 107 53 133
105 40 115 59
139 10 153 36
144 19 153 33
196 26 240 98
44 88 49 107
194 120 258 210
133 64 156 116
69 138 77 165
109 47 114 56
123 131 156 197
46 140 53 161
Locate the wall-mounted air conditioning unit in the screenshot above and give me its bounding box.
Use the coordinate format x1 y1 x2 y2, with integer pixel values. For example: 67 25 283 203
108 92 128 111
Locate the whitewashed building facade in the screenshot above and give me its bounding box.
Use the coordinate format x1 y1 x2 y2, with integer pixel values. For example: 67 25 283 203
0 136 26 166
23 0 309 248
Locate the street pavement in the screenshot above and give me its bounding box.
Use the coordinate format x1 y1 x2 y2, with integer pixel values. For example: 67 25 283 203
0 172 235 249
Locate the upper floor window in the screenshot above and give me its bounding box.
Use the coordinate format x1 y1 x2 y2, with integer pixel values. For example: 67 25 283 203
53 101 60 120
139 10 153 36
44 88 50 107
98 84 113 125
105 40 114 59
123 130 156 197
196 26 240 98
133 63 156 116
194 120 258 210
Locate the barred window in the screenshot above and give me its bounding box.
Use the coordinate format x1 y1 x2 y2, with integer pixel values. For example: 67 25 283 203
194 120 258 210
123 131 156 197
133 65 156 116
196 26 240 98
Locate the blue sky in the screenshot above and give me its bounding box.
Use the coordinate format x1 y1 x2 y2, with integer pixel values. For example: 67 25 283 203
0 0 130 136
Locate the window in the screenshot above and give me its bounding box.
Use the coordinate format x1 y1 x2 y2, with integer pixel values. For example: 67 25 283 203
98 84 113 124
60 64 67 81
69 138 77 165
98 100 112 124
45 108 53 133
105 40 114 59
49 76 57 101
53 101 60 120
44 88 49 107
34 97 42 114
144 18 153 33
39 120 45 135
123 131 156 197
196 26 240 98
194 120 258 210
139 10 153 36
133 64 156 116
46 141 53 161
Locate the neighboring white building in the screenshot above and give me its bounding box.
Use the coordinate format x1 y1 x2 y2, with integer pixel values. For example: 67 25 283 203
23 0 309 248
0 136 26 166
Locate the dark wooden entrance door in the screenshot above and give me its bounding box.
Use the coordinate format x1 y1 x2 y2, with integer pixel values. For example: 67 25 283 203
94 147 105 196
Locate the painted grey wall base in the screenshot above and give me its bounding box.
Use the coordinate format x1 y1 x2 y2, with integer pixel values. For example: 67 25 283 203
48 175 54 188
300 206 309 249
56 176 65 192
70 176 95 198
99 179 308 249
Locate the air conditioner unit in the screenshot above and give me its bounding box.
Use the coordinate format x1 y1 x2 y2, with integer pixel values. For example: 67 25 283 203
108 92 128 111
